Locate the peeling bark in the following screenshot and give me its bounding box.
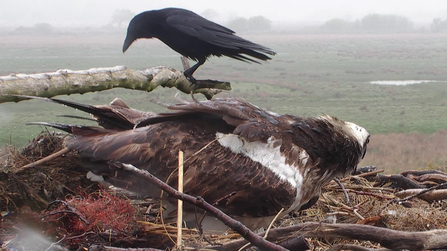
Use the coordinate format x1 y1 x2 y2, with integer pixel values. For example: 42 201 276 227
0 66 230 103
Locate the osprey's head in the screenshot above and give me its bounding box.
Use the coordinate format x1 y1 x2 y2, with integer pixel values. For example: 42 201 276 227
345 121 370 159
311 115 370 178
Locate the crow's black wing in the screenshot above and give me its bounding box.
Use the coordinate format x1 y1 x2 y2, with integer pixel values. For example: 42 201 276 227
166 9 235 38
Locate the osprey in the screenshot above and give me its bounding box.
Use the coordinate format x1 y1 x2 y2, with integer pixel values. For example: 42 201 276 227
123 8 276 83
34 97 369 232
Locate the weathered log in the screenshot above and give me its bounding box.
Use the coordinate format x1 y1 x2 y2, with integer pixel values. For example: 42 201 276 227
215 222 447 251
395 188 447 201
326 243 391 251
374 174 425 189
88 245 164 251
0 66 231 102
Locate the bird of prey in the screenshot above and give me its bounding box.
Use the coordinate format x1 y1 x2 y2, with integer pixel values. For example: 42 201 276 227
33 97 369 233
123 8 276 85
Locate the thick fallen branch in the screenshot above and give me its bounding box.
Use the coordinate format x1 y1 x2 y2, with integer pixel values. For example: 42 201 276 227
326 243 390 251
395 182 447 201
88 245 164 251
373 174 425 189
114 162 292 251
216 222 447 251
0 66 230 102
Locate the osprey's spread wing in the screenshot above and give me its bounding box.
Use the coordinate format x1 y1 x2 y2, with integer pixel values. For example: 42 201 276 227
32 97 369 231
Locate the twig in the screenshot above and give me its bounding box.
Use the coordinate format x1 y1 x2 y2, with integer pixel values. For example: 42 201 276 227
44 235 66 251
348 190 394 200
13 147 70 174
44 200 90 225
340 169 384 181
352 209 365 220
334 177 350 204
238 208 285 251
65 231 97 240
114 162 288 251
88 244 165 251
326 243 391 251
42 211 90 225
177 150 184 251
264 208 284 239
213 191 237 205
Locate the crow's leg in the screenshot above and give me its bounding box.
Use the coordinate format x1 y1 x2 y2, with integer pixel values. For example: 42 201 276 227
182 58 231 93
183 59 204 83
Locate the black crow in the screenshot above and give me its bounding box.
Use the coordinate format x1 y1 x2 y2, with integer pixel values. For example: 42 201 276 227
123 8 276 83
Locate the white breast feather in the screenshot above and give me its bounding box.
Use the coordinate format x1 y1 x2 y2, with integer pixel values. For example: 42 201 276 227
216 133 302 188
216 132 306 213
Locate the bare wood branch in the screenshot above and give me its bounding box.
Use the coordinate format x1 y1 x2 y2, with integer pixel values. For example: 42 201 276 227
216 222 447 251
395 183 447 201
326 244 391 251
269 223 447 250
88 244 164 251
13 147 70 174
0 66 231 103
373 174 425 189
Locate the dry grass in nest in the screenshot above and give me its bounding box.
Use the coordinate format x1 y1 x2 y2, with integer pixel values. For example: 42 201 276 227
0 133 94 212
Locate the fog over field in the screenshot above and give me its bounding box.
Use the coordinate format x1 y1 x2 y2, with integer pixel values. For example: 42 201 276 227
1 1 447 172
1 0 446 28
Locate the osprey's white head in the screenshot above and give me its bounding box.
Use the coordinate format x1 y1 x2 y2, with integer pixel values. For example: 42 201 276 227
345 121 370 148
318 115 370 163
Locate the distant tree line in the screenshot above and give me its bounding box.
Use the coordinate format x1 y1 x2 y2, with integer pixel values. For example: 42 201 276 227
7 10 447 36
431 18 447 33
226 16 273 32
321 14 447 33
321 14 413 32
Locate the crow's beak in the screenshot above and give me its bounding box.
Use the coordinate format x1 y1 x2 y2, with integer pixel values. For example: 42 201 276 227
122 36 134 53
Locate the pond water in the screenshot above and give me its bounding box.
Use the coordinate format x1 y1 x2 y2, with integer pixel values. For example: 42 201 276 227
369 80 438 86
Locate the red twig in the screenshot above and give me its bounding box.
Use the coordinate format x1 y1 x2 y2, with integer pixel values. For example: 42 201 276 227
44 200 90 225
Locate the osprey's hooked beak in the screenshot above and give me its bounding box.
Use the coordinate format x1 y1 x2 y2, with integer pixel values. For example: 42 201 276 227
362 135 370 159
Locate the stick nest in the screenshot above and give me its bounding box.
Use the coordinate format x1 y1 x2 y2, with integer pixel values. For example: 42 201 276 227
1 132 447 250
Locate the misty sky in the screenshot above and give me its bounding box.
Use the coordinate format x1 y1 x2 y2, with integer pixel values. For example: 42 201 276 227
1 0 447 28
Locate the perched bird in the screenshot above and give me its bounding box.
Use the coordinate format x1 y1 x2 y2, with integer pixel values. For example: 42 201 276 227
123 8 276 83
34 97 369 233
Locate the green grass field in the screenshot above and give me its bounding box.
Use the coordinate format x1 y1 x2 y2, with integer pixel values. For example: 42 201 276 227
1 33 447 150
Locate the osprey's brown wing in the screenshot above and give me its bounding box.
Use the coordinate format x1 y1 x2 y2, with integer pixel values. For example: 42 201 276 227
65 99 300 218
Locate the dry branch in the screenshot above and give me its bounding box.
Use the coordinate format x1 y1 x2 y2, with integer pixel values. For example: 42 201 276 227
0 66 230 102
216 222 447 251
395 188 447 201
373 174 425 189
326 244 390 251
114 162 290 251
88 245 164 251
